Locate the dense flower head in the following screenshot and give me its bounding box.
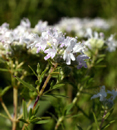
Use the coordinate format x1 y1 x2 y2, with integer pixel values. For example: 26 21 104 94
84 28 104 49
0 17 116 69
54 17 111 37
34 20 49 34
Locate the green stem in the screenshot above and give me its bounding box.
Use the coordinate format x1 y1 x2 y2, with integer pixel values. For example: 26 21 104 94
99 110 107 130
33 63 58 110
39 63 58 97
88 49 98 69
12 87 18 130
55 116 64 130
0 98 12 121
72 86 83 105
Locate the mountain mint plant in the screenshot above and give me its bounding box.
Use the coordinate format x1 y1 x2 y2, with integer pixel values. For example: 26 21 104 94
0 18 117 130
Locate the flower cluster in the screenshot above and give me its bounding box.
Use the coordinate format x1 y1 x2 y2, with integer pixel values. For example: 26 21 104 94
0 18 117 69
91 86 117 107
54 17 112 37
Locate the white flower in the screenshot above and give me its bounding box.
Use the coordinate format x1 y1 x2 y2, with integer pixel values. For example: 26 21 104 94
85 28 104 49
34 20 48 34
20 18 31 28
63 38 76 65
106 34 117 52
91 86 107 101
44 47 57 60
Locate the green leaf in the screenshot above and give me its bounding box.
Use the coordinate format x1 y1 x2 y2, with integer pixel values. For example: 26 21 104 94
92 112 99 130
46 94 69 98
24 126 30 130
0 68 9 72
34 104 40 115
52 84 64 89
30 115 36 120
50 72 60 78
102 120 115 130
30 117 41 124
104 108 114 120
28 65 37 77
29 108 32 119
76 124 83 130
36 63 41 75
35 119 50 124
44 84 65 94
70 113 82 118
98 54 105 58
15 77 37 92
94 65 106 68
96 58 104 64
65 103 74 115
22 100 27 120
0 113 9 119
1 86 11 96
19 118 29 124
39 65 49 83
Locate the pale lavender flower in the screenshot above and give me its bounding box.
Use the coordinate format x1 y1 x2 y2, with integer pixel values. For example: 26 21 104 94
107 90 117 101
91 86 107 101
20 33 40 49
76 54 89 69
44 47 57 60
73 42 85 53
34 20 48 34
35 38 47 52
1 31 15 50
106 34 117 52
20 18 31 28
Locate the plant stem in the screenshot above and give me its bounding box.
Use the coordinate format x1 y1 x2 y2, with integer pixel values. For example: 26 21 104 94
33 63 58 110
12 86 18 130
39 63 58 97
0 98 12 121
99 110 107 129
72 86 83 105
55 116 64 130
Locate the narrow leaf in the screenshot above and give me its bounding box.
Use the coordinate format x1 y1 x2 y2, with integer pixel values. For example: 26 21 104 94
29 108 32 119
24 126 30 130
22 100 27 120
35 119 50 124
95 65 106 68
65 103 74 115
76 124 83 130
28 65 37 77
1 86 11 96
39 65 49 83
19 118 28 124
30 118 41 123
96 58 104 64
0 113 9 119
102 120 115 130
36 63 41 75
0 68 9 72
92 112 99 129
52 84 64 89
15 77 37 91
34 104 40 115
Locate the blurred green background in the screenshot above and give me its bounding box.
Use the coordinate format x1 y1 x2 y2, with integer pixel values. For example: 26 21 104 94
0 0 117 28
